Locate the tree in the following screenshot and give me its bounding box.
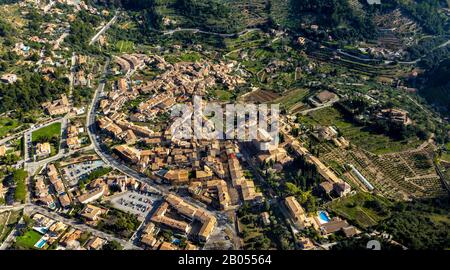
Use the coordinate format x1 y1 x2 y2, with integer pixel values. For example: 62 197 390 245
102 240 123 250
285 182 301 196
0 154 20 165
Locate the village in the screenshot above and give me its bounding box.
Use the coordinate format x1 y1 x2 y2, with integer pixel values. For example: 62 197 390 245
0 0 449 252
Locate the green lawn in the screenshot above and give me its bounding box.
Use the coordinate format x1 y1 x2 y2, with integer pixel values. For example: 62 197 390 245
165 52 202 63
115 40 134 53
441 152 450 162
275 88 309 110
215 89 233 101
0 117 20 138
300 107 422 154
15 230 43 249
32 122 61 142
327 192 393 229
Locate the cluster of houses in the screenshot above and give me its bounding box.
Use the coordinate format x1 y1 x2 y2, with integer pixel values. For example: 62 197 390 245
140 222 198 250
188 179 230 210
97 115 153 144
29 213 108 250
150 194 217 243
312 126 350 149
75 173 140 205
66 121 84 150
288 139 351 194
109 138 265 206
141 55 245 94
43 94 71 116
79 204 109 226
35 164 71 209
284 196 358 238
113 54 148 76
376 108 412 126
73 55 93 88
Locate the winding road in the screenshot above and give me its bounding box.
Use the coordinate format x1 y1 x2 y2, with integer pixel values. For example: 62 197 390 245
156 24 450 66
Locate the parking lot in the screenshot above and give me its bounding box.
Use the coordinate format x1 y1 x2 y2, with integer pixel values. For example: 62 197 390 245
109 191 160 220
62 159 105 186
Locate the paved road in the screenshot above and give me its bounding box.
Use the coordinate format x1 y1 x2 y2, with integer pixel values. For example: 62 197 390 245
0 217 24 250
52 32 68 50
399 37 450 64
161 27 260 38
0 211 11 237
69 52 76 99
0 203 141 250
89 13 119 45
0 128 29 146
299 99 339 115
25 205 141 250
24 117 68 175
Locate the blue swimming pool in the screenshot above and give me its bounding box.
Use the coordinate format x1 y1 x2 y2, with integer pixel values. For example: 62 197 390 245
318 211 330 224
35 239 47 249
172 239 181 245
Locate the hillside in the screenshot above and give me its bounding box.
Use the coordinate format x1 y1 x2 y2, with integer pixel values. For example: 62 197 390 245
419 59 450 116
270 0 378 42
95 0 245 34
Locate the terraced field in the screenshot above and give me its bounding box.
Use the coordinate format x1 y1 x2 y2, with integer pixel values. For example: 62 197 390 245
300 106 422 154
225 0 269 27
243 89 281 104
274 88 310 112
116 40 134 53
327 192 393 229
307 48 406 79
320 141 447 200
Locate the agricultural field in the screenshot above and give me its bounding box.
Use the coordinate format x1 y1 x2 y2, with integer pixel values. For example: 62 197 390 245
327 192 393 229
274 88 309 112
441 152 450 162
115 40 134 53
154 0 245 34
225 0 270 27
300 106 422 154
32 122 61 143
214 89 234 102
320 137 446 200
306 47 411 79
242 89 281 104
164 51 203 64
